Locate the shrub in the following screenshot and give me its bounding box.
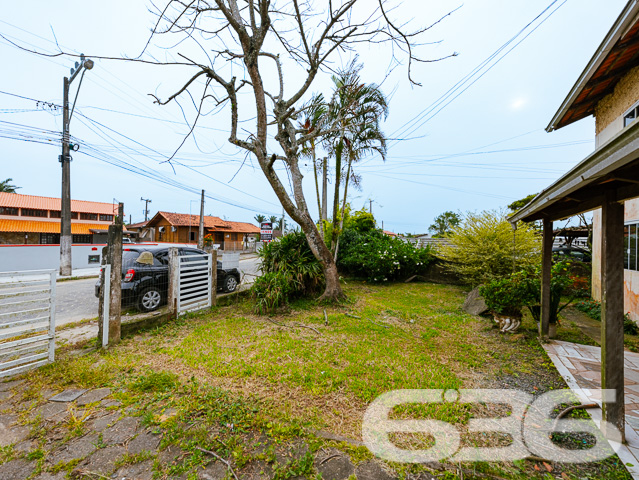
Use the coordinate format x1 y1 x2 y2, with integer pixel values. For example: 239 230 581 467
439 210 540 286
337 228 435 283
251 231 323 313
480 273 535 318
574 299 638 335
521 260 577 324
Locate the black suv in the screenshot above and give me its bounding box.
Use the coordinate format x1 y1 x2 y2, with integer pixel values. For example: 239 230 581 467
94 246 241 312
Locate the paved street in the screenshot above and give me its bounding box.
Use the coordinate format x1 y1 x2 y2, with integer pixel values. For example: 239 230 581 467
54 255 261 327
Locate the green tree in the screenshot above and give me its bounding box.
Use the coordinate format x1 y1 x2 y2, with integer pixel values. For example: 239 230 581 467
439 210 541 286
507 193 537 212
428 211 461 237
0 178 19 193
254 214 266 225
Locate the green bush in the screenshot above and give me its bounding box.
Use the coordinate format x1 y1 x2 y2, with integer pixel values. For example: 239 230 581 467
251 271 298 315
574 299 638 335
439 210 540 286
251 231 324 313
480 273 535 318
337 228 435 283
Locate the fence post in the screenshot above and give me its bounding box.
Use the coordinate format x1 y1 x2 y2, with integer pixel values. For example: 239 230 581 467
48 270 56 363
167 247 179 317
107 223 122 344
210 250 217 307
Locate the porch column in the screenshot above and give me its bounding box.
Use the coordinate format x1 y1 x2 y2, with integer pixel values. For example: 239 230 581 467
540 218 553 340
601 191 625 442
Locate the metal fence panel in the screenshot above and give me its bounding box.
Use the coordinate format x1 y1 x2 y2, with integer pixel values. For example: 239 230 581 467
177 253 212 315
0 269 56 378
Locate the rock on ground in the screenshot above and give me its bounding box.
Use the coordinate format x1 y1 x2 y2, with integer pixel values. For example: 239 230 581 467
462 287 489 316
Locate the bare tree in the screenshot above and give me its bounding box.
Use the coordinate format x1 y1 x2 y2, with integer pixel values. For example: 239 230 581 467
141 0 456 301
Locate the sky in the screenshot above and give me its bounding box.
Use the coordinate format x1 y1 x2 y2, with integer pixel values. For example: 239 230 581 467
0 0 628 233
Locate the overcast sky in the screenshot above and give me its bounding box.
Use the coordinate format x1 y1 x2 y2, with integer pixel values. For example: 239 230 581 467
0 0 627 233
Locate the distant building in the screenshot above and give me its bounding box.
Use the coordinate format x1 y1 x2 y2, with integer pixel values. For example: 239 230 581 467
0 192 118 245
146 211 260 251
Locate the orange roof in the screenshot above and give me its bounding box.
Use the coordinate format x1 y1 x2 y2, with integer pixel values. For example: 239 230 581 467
150 211 230 229
0 219 109 235
207 221 260 234
148 211 260 234
0 192 117 215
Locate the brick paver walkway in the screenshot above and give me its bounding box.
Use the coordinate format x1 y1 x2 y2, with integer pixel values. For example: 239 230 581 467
544 340 639 479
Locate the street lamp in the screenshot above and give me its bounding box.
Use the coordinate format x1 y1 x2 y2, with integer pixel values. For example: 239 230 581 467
59 54 94 276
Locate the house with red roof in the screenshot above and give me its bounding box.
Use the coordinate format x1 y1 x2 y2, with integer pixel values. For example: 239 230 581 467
0 192 119 245
145 211 259 251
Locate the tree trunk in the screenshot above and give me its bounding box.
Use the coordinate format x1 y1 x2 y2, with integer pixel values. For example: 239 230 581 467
331 139 344 251
334 152 353 262
311 145 324 240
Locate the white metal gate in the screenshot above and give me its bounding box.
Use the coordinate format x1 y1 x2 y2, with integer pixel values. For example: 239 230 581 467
177 253 212 315
0 269 56 378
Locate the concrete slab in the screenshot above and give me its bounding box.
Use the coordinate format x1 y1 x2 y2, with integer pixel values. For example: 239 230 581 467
49 389 87 402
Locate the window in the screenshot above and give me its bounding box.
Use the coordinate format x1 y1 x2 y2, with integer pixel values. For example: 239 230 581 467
0 207 18 216
625 223 639 271
71 212 78 220
625 107 638 127
99 214 113 222
40 233 60 244
80 213 98 220
21 208 48 217
72 234 92 244
50 210 61 218
190 231 196 242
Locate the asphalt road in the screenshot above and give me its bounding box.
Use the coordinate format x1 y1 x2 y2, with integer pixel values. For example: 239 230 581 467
54 255 261 327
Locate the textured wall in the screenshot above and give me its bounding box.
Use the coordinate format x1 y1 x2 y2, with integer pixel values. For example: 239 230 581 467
595 66 639 134
0 232 39 245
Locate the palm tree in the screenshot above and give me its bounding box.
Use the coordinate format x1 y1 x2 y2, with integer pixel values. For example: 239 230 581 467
324 62 388 256
269 215 278 225
254 214 266 225
0 178 20 193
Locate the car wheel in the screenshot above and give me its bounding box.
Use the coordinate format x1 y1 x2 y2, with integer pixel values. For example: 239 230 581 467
223 275 238 293
138 287 163 312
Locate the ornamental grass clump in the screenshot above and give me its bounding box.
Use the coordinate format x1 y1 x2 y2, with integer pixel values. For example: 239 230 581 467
251 231 324 314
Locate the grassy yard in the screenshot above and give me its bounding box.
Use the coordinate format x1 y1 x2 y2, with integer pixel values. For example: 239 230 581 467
1 281 632 479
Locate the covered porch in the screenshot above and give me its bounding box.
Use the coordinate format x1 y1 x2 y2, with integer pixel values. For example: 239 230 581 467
509 119 639 443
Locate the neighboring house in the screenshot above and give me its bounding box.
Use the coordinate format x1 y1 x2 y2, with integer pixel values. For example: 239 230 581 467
509 1 639 439
0 192 118 245
383 230 398 237
146 211 259 251
127 220 154 242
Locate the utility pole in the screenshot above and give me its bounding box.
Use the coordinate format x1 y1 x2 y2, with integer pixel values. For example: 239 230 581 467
59 54 94 276
198 189 205 249
369 199 373 214
141 197 152 222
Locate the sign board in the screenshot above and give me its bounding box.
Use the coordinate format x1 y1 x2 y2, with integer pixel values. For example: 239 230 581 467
260 222 273 242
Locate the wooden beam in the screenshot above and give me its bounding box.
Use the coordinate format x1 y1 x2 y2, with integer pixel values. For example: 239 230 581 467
540 218 553 340
601 190 625 442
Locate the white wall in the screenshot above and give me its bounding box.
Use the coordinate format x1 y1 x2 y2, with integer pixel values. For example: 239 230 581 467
0 244 105 272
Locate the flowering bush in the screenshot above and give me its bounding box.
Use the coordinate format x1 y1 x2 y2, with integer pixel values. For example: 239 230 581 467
337 229 434 283
203 234 214 247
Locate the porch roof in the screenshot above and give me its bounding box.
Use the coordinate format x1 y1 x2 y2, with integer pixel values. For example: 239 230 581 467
509 119 639 223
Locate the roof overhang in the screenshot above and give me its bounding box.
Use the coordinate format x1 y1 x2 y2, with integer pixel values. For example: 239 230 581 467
509 119 639 223
547 1 639 132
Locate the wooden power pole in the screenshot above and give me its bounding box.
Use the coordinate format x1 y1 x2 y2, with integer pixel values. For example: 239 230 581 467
198 189 205 249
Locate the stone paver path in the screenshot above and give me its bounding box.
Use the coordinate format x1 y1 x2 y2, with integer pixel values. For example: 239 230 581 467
544 339 639 479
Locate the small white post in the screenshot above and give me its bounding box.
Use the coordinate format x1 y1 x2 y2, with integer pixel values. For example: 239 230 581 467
102 264 111 348
48 270 56 363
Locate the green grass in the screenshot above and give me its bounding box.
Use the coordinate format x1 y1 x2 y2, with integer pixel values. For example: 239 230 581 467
6 280 632 480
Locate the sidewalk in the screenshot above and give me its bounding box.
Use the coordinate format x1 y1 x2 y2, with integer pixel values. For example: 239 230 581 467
544 340 639 479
